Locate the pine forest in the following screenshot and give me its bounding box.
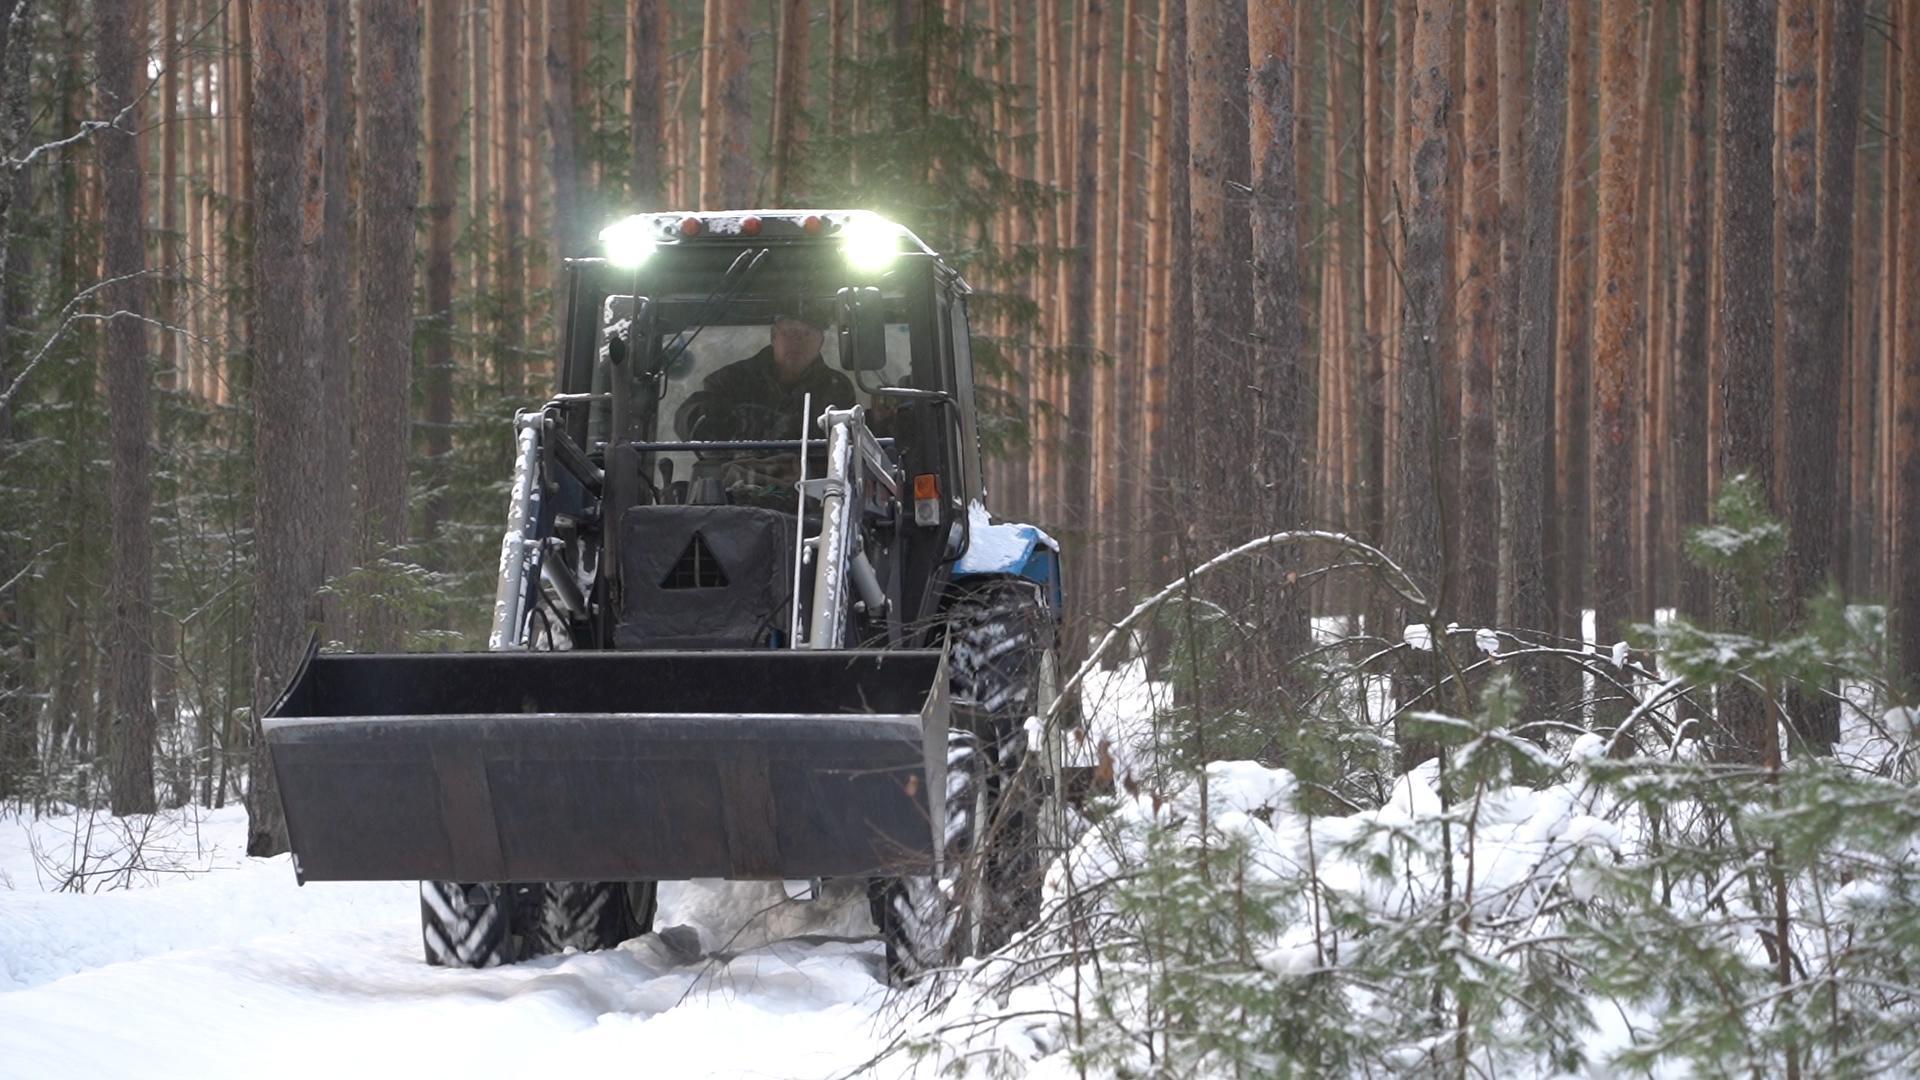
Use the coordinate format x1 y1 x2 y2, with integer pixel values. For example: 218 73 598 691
1 0 1920 1076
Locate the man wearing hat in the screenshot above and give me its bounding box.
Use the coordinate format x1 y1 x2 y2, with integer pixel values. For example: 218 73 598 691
676 302 857 442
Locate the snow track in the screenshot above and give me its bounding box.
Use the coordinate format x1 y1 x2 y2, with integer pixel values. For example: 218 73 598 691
0 663 1167 1079
0 807 894 1079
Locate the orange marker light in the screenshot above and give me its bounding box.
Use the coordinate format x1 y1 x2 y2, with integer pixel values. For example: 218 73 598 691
740 215 762 236
801 214 824 235
679 216 703 237
912 474 940 527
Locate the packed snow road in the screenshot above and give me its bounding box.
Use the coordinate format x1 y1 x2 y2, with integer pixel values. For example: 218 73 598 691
0 805 906 1079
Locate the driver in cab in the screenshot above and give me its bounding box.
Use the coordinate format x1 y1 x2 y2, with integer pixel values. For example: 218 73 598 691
676 304 856 442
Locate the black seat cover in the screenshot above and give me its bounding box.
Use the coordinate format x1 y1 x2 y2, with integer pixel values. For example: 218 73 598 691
615 505 796 649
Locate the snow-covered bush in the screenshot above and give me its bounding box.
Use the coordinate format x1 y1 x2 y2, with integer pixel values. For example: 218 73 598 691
889 482 1920 1078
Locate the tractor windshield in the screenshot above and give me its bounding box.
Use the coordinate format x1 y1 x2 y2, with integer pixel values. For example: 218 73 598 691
588 291 915 508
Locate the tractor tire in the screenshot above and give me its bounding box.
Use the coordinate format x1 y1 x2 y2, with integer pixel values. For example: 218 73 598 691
524 881 658 957
421 881 513 968
420 600 658 968
871 581 1059 981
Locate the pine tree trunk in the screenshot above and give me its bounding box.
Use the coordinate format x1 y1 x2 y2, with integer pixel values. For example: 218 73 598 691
1633 3 1662 622
522 4 547 321
1673 0 1711 623
1496 0 1564 723
250 0 326 853
629 0 664 207
98 0 156 816
229 0 253 408
1898 0 1920 692
1147 0 1188 585
1716 0 1778 762
1090 0 1117 620
546 0 584 336
1248 0 1310 676
1112 0 1142 596
1555 0 1592 648
1187 0 1253 557
1394 0 1453 770
1067 0 1102 628
0 0 34 799
1591 0 1641 668
1457 0 1498 627
1782 0 1864 748
1360 0 1385 547
353 0 419 652
468 0 491 372
716 0 753 207
770 0 810 204
306 1 351 608
496 0 525 388
1882 10 1900 600
159 0 179 392
420 0 457 548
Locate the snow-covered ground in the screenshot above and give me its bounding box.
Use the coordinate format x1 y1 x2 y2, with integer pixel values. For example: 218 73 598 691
0 804 899 1079
0 659 1163 1080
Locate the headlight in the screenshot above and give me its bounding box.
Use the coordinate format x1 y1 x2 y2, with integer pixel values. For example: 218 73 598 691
840 213 900 273
599 215 656 269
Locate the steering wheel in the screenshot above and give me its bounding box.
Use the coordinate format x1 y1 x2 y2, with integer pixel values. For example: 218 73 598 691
680 395 790 457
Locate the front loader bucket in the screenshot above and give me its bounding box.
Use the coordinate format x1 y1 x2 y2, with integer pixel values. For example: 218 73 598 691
262 649 947 884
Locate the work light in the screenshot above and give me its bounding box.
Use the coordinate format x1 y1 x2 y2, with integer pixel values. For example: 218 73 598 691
599 214 656 268
840 212 900 273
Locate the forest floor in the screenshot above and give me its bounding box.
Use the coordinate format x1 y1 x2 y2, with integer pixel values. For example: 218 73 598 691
0 801 904 1078
0 664 1162 1080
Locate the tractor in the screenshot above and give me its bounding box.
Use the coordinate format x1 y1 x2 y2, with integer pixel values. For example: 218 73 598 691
261 210 1070 979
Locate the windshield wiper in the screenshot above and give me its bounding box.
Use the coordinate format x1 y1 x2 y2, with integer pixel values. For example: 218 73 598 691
651 247 770 381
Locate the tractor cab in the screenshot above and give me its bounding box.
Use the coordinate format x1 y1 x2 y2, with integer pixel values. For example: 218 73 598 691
545 210 987 647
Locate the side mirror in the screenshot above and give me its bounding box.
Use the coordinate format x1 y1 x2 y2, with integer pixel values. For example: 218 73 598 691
599 294 654 369
836 286 888 372
603 295 655 444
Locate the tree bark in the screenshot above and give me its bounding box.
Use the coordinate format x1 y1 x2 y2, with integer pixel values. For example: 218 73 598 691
770 0 810 204
1394 0 1453 769
1882 8 1901 601
1187 0 1254 555
1360 0 1385 547
353 0 420 652
160 0 179 390
1496 0 1564 703
421 0 456 547
1554 0 1592 648
546 0 584 336
1591 0 1641 664
467 0 490 372
1248 0 1310 678
628 0 664 207
250 0 326 853
1457 0 1498 627
1783 0 1864 748
99 0 156 816
496 0 525 387
1673 0 1712 623
1898 0 1920 693
700 0 753 208
1067 0 1103 628
1112 0 1143 596
1149 0 1190 587
305 0 351 609
1716 0 1778 761
0 0 34 800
